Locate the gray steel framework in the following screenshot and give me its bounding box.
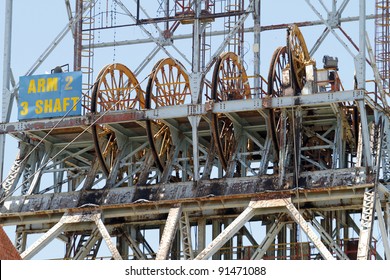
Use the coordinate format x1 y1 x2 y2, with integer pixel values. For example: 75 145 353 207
0 0 390 260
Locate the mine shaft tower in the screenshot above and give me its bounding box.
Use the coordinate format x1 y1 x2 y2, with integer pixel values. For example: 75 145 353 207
1 0 390 260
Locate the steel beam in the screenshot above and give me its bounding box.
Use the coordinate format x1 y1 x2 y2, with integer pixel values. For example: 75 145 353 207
121 230 147 260
205 0 255 72
195 199 287 260
20 216 67 260
0 0 13 182
94 215 122 260
180 211 193 260
357 188 375 260
251 215 286 260
357 100 373 167
0 168 371 220
357 0 366 89
310 215 349 259
20 211 121 260
305 0 355 57
156 206 182 260
284 198 335 260
375 197 390 259
253 0 261 97
114 0 178 64
89 15 375 49
73 228 101 260
0 90 365 135
1 0 387 261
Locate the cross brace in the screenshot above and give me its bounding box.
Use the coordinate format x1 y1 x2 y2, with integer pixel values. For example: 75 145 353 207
310 215 349 260
283 199 335 260
180 211 194 260
195 199 287 260
357 188 375 260
251 215 286 260
156 205 182 260
20 211 122 260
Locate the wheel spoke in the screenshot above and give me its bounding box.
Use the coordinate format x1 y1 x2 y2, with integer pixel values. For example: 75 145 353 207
91 63 144 178
287 24 313 90
146 58 192 178
267 46 289 164
211 52 250 171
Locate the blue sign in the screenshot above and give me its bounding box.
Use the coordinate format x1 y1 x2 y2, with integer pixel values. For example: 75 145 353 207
18 71 82 120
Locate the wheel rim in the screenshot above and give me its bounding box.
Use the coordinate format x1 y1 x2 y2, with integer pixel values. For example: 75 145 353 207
91 63 144 177
287 24 311 91
267 46 289 157
145 58 191 173
211 52 251 171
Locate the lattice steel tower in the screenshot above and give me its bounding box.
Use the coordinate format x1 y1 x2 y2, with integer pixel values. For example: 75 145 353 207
1 0 390 260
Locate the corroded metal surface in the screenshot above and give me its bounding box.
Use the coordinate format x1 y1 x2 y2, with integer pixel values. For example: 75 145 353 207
0 168 372 223
0 91 364 135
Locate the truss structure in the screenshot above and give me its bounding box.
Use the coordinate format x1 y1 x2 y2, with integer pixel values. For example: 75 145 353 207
1 0 390 260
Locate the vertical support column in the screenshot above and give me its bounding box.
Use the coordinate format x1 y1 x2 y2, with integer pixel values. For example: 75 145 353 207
191 0 201 85
122 227 147 260
334 117 344 168
117 227 129 260
354 0 366 90
375 197 390 259
211 220 221 260
358 100 373 167
289 223 298 259
293 107 302 187
197 218 206 255
188 114 201 181
278 109 288 187
223 218 233 259
343 211 350 250
253 0 261 97
192 0 201 76
15 226 27 253
74 0 83 71
164 0 169 32
189 0 203 181
0 0 13 182
335 211 341 249
277 225 286 259
170 232 181 260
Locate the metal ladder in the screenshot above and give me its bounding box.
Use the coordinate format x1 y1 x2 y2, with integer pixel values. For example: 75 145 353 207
74 231 102 260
